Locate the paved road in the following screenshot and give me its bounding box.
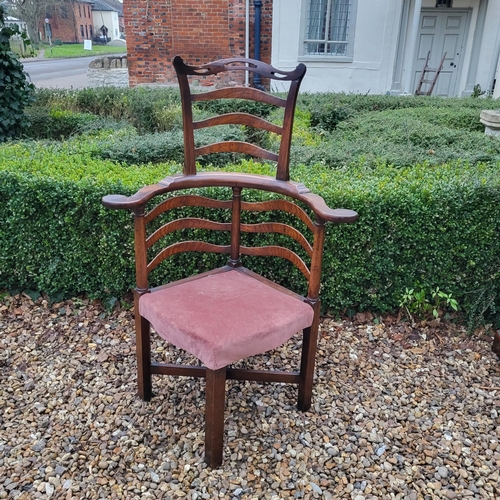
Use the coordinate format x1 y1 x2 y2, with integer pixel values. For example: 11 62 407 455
21 55 125 89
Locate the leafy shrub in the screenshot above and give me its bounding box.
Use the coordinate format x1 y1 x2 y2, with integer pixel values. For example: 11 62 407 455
310 104 354 131
33 86 182 133
25 108 129 139
0 5 35 142
93 126 247 166
291 161 500 324
299 92 488 117
154 104 183 132
290 108 500 169
194 98 273 118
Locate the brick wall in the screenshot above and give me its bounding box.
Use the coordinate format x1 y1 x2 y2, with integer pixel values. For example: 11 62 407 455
41 1 94 43
124 0 273 87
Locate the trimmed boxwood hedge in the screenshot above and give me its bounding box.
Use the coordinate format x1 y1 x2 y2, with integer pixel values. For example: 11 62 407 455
1 137 500 327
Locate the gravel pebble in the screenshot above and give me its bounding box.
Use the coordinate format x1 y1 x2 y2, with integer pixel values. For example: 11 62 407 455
1 294 499 499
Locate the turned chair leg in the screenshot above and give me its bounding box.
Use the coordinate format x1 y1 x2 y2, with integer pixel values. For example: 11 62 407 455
298 310 320 411
205 367 227 468
136 313 152 401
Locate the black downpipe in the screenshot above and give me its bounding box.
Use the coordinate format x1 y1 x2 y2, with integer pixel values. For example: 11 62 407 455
253 0 265 90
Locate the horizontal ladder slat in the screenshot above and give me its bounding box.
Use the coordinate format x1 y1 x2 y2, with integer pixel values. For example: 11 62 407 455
241 199 315 232
240 222 312 257
147 218 231 248
146 195 232 223
240 245 310 280
195 141 279 162
193 113 283 135
191 87 287 107
148 241 231 272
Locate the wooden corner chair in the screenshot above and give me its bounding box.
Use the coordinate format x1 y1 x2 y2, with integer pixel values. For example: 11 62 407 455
102 56 358 467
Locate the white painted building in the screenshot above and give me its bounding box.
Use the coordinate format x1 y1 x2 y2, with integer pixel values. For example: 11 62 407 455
5 16 28 34
271 0 500 97
92 0 121 40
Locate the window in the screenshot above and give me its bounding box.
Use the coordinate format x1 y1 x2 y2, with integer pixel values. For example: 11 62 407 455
78 4 81 17
302 0 357 60
436 0 452 6
80 25 84 37
61 6 68 19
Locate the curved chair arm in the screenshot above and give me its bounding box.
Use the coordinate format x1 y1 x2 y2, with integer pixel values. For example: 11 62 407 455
102 172 358 224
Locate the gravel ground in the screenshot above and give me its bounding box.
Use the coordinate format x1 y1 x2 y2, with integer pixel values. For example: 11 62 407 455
1 293 500 500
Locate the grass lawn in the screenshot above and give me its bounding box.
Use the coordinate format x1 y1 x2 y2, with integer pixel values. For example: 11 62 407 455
40 42 126 58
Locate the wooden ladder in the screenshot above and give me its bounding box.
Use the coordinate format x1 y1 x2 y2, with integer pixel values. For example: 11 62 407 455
415 51 447 96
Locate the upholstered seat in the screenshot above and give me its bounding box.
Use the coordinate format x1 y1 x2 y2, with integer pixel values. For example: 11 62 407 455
139 267 314 371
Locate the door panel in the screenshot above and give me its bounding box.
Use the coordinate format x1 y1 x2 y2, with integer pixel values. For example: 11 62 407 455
412 10 468 96
417 34 435 59
422 15 437 29
446 16 462 29
435 72 453 96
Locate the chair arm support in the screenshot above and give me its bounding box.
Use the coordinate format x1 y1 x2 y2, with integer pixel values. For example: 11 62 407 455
101 172 358 224
299 192 358 224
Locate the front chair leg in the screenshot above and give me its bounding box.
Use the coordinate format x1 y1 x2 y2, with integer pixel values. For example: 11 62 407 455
298 306 321 411
136 313 152 401
204 367 227 468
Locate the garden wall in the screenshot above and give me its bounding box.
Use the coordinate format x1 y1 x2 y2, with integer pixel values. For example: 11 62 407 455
87 56 129 88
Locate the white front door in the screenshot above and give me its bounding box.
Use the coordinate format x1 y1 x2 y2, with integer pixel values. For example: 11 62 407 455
412 9 469 97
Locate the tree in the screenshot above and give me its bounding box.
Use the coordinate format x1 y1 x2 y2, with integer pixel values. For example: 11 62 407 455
9 0 65 46
0 3 35 142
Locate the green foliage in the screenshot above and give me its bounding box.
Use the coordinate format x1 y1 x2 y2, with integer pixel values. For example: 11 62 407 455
3 87 500 331
1 140 500 332
471 84 486 98
298 91 488 117
194 97 273 118
25 108 129 139
310 104 354 131
290 161 500 328
92 126 247 166
400 286 458 322
290 107 500 169
33 86 182 133
0 5 35 142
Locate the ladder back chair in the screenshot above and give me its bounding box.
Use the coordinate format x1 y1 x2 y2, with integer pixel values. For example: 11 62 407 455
102 56 358 467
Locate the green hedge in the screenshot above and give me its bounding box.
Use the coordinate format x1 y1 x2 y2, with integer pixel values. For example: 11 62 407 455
288 108 500 169
1 139 500 327
24 108 130 139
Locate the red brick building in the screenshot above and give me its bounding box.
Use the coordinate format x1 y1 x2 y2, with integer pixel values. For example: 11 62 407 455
124 0 273 87
41 0 94 43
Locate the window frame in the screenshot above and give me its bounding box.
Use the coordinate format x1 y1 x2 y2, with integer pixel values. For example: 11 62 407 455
299 0 358 63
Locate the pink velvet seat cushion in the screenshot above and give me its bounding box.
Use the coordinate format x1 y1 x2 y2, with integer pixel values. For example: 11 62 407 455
139 269 314 370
